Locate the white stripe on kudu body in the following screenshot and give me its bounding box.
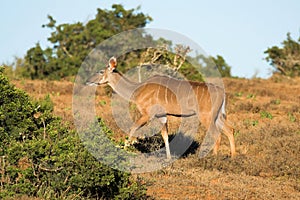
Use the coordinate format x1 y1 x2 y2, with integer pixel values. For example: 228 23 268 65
86 57 236 159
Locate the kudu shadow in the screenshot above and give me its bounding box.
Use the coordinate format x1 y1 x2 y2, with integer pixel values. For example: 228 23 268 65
134 131 200 158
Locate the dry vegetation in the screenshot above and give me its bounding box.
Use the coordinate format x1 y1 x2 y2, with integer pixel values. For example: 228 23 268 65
12 75 300 199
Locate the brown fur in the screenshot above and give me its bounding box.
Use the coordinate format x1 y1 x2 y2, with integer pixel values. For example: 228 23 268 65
87 57 236 159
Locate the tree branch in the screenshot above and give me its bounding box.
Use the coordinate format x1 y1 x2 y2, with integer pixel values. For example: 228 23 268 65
39 164 63 172
61 46 73 58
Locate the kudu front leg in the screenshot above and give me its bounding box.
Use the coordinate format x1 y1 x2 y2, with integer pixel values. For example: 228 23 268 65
125 115 149 147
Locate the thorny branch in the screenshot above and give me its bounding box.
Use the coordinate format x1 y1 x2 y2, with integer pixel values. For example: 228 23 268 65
139 44 191 71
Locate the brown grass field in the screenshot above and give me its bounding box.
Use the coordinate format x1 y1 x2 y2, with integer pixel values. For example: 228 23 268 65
12 75 300 199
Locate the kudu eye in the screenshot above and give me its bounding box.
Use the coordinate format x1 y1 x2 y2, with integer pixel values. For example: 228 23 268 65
98 70 105 75
86 70 104 86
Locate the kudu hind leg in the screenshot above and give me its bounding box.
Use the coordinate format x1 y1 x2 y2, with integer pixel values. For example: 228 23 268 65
159 116 171 160
222 120 236 157
199 115 220 157
213 135 221 155
198 123 220 158
214 115 236 158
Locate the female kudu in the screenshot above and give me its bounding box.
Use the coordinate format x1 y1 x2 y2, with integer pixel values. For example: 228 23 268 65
87 57 236 159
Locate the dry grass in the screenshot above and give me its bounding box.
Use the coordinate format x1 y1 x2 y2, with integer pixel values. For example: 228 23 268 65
12 76 300 199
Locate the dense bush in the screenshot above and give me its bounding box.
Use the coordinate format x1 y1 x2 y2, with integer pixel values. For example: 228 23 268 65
0 67 147 199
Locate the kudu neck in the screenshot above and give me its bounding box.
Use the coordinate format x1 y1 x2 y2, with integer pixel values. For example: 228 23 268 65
108 71 139 101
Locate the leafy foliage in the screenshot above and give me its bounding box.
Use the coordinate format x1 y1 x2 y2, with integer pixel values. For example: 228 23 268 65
135 45 205 81
265 33 300 77
2 58 25 80
0 67 147 199
134 45 232 82
194 54 232 78
11 3 233 81
0 68 37 153
21 4 152 80
211 55 232 77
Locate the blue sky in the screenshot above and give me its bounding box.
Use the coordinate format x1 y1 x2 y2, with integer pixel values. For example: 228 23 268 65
1 0 299 78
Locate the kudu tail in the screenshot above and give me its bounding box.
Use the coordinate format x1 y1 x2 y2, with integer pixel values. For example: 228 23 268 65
216 96 234 135
216 97 227 132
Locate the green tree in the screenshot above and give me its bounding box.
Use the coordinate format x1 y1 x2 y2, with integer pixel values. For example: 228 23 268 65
265 33 300 77
23 4 152 80
23 43 48 79
211 55 232 77
3 57 25 80
194 54 232 78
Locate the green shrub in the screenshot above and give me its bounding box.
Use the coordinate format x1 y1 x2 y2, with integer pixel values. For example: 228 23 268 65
0 68 37 153
0 67 147 199
288 112 296 122
260 111 273 119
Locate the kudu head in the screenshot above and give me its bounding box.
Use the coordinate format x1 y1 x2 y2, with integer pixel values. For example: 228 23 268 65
86 57 117 86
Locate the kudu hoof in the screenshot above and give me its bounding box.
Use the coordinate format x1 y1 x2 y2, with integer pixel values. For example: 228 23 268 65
124 137 137 147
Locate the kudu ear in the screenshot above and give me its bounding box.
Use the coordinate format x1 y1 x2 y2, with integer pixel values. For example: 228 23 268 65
108 56 117 71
